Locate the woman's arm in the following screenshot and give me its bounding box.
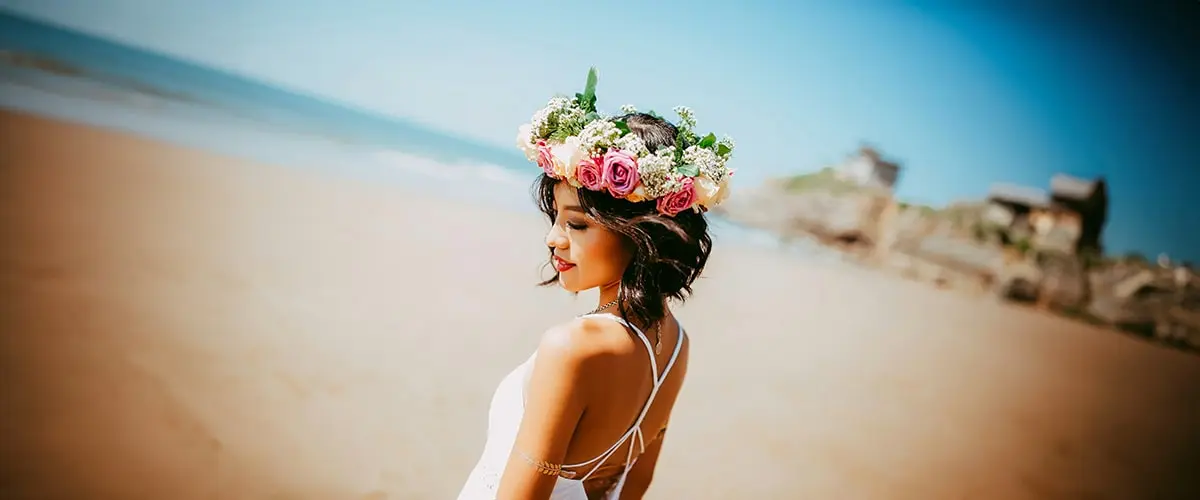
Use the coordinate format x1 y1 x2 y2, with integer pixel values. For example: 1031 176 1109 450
618 424 668 499
496 324 594 499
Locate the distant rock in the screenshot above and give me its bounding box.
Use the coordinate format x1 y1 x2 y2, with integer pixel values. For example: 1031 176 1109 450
717 168 891 246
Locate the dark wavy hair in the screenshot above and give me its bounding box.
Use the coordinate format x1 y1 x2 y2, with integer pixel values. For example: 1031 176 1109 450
534 112 713 329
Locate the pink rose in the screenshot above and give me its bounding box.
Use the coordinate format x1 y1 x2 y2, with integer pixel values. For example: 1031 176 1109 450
535 140 557 177
657 177 697 216
601 149 640 197
575 156 605 191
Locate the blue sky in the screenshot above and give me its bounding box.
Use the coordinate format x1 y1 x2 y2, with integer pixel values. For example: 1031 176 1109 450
3 0 1196 261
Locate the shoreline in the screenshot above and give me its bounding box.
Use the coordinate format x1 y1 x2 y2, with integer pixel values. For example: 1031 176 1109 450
1 54 811 260
0 70 806 254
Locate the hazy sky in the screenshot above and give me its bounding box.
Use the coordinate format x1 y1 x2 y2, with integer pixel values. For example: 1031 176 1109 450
3 0 1196 261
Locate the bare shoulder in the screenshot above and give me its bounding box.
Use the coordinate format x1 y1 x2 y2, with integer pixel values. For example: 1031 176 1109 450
534 317 623 368
532 316 638 383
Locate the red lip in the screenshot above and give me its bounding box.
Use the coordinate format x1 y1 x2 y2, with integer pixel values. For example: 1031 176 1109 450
552 256 576 272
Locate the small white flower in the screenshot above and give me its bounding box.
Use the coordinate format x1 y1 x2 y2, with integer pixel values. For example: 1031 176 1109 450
558 105 585 127
673 106 696 129
518 95 736 207
530 106 554 137
531 97 583 138
637 149 678 198
579 120 622 155
683 145 724 182
614 134 649 157
713 171 733 205
665 172 690 193
718 135 736 152
546 96 571 112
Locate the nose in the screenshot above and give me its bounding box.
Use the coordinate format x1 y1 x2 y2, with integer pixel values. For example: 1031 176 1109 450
545 224 568 250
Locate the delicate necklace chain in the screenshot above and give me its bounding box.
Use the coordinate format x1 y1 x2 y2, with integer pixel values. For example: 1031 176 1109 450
586 299 619 316
585 299 663 355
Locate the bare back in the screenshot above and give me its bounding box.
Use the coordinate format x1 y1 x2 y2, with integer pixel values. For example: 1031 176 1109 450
550 313 689 495
456 312 689 500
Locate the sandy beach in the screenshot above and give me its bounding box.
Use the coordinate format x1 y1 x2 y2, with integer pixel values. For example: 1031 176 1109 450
2 110 1198 499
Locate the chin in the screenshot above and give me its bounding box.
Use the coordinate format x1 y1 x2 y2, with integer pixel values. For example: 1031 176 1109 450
557 274 586 293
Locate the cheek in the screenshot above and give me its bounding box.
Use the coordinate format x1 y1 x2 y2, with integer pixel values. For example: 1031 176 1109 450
576 233 629 277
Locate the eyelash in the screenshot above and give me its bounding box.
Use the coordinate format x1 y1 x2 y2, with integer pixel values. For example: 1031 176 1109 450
567 222 588 231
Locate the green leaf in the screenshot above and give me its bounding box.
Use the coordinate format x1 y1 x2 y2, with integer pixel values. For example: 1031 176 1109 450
676 164 700 177
699 133 716 148
717 143 732 156
583 67 598 98
584 111 600 122
613 120 630 135
580 67 599 113
674 129 689 154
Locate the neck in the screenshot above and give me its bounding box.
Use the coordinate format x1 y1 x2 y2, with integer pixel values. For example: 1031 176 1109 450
596 282 620 309
594 283 670 320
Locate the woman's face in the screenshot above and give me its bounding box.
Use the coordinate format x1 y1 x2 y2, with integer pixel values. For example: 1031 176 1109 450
545 182 631 293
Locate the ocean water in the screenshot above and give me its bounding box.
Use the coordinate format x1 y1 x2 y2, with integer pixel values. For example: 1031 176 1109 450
0 11 821 255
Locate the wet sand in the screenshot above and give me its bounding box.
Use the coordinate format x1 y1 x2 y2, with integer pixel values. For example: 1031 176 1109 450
1 111 1198 499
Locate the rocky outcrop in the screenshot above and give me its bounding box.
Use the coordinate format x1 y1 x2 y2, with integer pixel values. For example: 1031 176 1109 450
721 173 1199 350
715 172 891 247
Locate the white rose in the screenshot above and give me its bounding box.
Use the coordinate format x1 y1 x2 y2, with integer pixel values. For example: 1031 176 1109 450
566 136 588 175
516 124 538 161
693 175 720 207
550 136 583 180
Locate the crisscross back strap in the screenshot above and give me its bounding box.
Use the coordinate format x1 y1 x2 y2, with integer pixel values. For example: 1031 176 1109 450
564 313 685 481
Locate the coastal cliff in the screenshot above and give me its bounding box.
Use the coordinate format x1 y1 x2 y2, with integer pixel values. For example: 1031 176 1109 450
716 148 1200 351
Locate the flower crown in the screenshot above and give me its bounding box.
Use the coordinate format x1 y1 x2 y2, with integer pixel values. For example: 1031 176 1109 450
516 68 736 216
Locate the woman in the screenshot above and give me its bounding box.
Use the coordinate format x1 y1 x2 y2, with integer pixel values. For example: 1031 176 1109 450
457 70 736 500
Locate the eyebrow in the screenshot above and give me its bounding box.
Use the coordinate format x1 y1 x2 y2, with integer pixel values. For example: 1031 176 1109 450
563 205 585 213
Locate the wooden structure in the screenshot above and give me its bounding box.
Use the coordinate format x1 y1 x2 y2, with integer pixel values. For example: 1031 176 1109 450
983 175 1108 256
1047 174 1108 255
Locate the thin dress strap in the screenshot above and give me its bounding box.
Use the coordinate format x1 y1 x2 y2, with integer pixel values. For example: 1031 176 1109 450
564 313 685 483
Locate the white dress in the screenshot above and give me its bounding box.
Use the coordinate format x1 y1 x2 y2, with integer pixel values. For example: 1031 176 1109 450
456 313 685 500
